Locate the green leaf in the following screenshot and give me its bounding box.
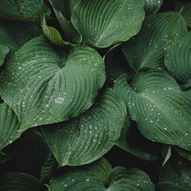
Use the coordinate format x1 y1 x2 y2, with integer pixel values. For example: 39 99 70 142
116 119 161 161
49 158 155 191
0 103 20 151
0 152 9 164
144 0 164 14
42 16 66 47
173 0 191 28
175 147 191 160
158 162 191 190
123 12 188 71
53 9 82 44
164 32 191 83
0 36 105 131
0 0 49 21
71 0 145 48
0 19 41 51
0 44 9 66
42 89 126 166
0 172 47 191
49 0 77 20
114 69 191 150
40 153 57 183
157 182 187 191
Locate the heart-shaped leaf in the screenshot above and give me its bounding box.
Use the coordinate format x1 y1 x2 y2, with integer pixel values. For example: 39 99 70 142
49 158 155 191
42 89 126 166
0 0 49 21
0 36 105 131
71 0 145 48
0 172 47 191
164 32 191 83
114 69 191 150
0 103 20 151
123 12 188 71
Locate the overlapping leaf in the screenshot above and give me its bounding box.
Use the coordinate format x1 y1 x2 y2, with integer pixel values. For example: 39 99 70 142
49 158 155 191
165 32 191 83
144 0 164 14
114 69 191 150
0 45 9 66
0 103 20 151
116 120 161 161
157 162 191 191
42 89 127 166
0 0 49 21
0 36 105 131
71 0 145 48
123 12 188 71
0 172 47 191
0 19 41 51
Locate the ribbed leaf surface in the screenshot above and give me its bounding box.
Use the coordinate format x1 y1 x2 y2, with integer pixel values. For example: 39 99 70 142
114 69 191 150
42 89 126 166
0 36 105 131
72 0 145 48
49 159 154 191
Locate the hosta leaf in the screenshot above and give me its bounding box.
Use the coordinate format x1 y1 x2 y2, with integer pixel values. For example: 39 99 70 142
157 182 187 191
71 0 145 48
0 36 105 131
40 153 57 183
0 0 48 21
42 16 66 47
123 12 188 71
50 0 77 20
116 120 161 161
164 32 191 83
42 89 126 166
0 45 9 66
0 172 47 191
0 19 40 51
158 162 191 190
114 69 191 150
0 152 9 164
49 158 155 191
0 103 20 151
144 0 164 14
49 0 81 44
174 0 191 28
175 147 191 160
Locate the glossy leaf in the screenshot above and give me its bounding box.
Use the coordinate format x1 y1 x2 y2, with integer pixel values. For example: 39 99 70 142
123 12 188 71
0 172 47 191
0 103 20 151
0 36 105 131
114 69 191 150
71 0 145 48
165 32 191 83
49 158 155 191
42 89 127 166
